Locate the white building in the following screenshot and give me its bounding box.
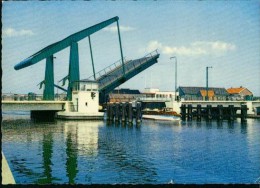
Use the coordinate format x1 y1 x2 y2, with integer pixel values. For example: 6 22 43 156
57 80 104 119
139 88 181 113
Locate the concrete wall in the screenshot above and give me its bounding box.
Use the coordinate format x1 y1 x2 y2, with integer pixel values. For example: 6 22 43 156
72 91 99 113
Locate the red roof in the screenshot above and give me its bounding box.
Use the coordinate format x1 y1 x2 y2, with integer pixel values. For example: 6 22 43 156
227 87 245 94
200 90 214 97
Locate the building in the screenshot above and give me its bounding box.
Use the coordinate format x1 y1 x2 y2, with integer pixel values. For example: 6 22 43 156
178 86 228 101
108 88 178 107
108 88 141 103
227 86 253 101
139 88 177 110
107 88 180 112
141 88 177 100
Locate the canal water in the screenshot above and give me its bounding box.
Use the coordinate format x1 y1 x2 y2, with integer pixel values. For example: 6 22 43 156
2 111 260 184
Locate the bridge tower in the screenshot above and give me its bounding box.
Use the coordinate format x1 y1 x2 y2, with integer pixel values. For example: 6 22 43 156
14 17 125 101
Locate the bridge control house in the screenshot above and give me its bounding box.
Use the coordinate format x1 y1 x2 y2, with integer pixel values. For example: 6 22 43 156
56 80 104 120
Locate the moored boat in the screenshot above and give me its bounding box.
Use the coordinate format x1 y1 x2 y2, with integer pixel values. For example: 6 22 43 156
142 114 181 121
142 108 181 121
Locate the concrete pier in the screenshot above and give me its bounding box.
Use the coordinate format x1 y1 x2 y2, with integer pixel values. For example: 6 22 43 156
2 152 15 184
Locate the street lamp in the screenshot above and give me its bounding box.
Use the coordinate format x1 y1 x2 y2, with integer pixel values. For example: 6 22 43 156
170 56 177 101
206 66 213 101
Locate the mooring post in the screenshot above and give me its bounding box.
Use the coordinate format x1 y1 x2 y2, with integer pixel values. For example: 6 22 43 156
241 105 247 122
197 104 201 121
119 102 123 121
115 103 120 122
136 102 142 124
106 104 110 121
111 103 115 122
107 104 111 121
110 104 114 122
121 103 126 122
217 105 223 121
128 102 133 123
187 104 193 120
181 104 186 120
229 105 235 121
125 102 129 122
207 105 212 120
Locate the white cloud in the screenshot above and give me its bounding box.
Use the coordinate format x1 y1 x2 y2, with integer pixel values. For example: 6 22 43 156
144 40 236 56
3 28 35 37
104 25 136 32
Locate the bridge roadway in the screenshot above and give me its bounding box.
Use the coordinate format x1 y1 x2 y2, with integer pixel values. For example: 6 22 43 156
2 100 260 116
2 101 66 111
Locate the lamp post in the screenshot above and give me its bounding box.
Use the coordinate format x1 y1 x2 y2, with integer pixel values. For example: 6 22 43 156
170 56 177 101
206 66 213 101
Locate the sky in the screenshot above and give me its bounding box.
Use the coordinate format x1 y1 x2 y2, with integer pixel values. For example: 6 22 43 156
2 1 260 96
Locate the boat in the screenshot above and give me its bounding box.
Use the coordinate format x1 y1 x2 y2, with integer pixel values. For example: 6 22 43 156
142 108 181 121
142 114 181 121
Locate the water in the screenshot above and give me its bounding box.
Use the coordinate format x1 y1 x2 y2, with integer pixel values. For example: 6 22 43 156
2 111 260 184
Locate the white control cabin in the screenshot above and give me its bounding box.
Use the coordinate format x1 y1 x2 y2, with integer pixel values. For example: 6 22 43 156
72 80 99 113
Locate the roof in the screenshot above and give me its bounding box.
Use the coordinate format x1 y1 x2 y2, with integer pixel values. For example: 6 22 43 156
79 79 98 83
200 90 215 97
179 86 228 96
227 87 245 94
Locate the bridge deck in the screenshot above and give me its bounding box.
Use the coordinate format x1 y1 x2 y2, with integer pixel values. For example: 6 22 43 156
85 50 160 97
2 101 66 111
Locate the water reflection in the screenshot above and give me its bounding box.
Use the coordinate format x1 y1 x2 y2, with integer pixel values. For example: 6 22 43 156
227 121 235 133
65 131 78 184
59 120 103 183
2 116 260 184
240 122 248 134
196 121 202 128
100 122 158 183
217 121 223 129
37 132 54 184
205 121 212 129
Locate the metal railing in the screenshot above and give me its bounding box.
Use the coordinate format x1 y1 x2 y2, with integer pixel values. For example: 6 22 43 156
86 57 127 81
1 93 67 101
137 97 173 102
98 50 159 90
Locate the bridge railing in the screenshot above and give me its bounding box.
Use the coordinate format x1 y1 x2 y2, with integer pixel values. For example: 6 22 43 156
98 50 159 90
1 93 67 101
86 57 127 81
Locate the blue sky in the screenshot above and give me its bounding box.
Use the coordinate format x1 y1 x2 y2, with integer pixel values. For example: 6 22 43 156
2 1 260 96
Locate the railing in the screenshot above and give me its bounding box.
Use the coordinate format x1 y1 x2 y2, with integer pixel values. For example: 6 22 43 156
86 57 127 81
98 50 159 90
137 97 173 102
86 50 158 82
1 93 67 101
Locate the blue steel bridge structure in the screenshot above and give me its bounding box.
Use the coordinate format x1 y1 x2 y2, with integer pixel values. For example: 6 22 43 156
14 16 160 103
